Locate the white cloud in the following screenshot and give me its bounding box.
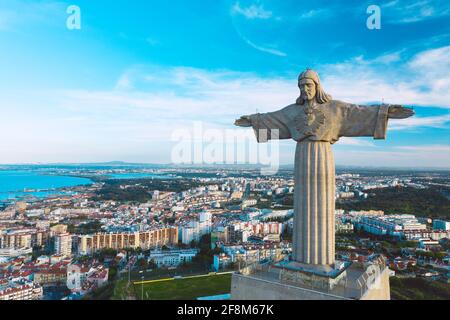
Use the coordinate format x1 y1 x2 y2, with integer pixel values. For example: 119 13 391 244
320 46 450 108
2 44 450 164
0 67 297 163
231 2 272 20
239 35 287 57
338 138 375 147
389 114 450 130
229 2 287 57
397 145 450 152
0 0 66 31
408 46 450 86
115 73 133 90
381 0 450 24
297 9 330 20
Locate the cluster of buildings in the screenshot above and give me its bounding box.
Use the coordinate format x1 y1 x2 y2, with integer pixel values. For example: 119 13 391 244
0 278 43 300
1 167 449 299
351 213 449 241
0 252 109 300
337 210 450 251
335 173 425 200
211 220 283 245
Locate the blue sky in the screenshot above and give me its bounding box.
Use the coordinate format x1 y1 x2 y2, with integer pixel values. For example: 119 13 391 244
0 0 449 167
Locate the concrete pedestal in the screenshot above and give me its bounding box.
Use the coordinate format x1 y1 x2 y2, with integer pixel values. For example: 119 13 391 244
231 262 391 300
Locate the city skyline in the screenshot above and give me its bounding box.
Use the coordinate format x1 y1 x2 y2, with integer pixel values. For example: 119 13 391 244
0 0 449 167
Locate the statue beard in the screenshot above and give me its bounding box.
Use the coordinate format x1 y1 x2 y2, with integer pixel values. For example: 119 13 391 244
296 85 332 105
296 93 310 105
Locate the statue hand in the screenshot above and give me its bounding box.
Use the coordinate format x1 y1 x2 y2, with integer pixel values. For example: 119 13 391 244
234 116 252 127
388 105 415 119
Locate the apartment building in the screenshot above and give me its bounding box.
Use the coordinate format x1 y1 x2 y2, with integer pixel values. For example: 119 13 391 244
77 227 178 254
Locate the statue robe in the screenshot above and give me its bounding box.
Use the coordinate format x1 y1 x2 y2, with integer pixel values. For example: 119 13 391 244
249 100 389 266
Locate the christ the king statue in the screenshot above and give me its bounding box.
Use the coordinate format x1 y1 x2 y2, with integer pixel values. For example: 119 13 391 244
235 69 414 267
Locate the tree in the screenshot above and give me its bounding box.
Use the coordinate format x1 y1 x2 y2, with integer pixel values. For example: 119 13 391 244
137 258 148 270
434 252 447 261
148 260 157 269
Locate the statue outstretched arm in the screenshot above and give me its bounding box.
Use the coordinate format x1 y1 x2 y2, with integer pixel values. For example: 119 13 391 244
234 116 252 127
387 105 415 119
234 109 291 142
339 103 414 140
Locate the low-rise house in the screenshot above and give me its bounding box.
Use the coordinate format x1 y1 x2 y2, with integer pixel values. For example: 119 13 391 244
67 264 109 295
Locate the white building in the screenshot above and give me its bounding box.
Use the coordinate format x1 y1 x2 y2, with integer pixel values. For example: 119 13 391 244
198 211 212 235
66 264 108 293
0 247 33 258
357 214 427 238
149 249 199 268
181 225 199 245
66 264 90 292
54 233 72 257
181 211 212 245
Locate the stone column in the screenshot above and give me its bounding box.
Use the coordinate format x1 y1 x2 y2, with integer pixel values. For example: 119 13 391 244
292 141 335 266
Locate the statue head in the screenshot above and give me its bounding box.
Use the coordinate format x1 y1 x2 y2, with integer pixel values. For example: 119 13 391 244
296 69 332 105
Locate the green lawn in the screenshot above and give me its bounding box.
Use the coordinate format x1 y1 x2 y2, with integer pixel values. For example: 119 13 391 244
390 277 450 300
111 279 137 300
133 273 232 300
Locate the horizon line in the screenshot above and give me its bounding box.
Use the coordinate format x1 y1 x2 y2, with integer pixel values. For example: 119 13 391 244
0 161 449 171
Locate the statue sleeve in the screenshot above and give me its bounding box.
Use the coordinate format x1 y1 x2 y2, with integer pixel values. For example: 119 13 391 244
249 110 291 143
339 104 389 139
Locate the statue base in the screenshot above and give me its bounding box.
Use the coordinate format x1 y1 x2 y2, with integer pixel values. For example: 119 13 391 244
274 260 350 291
231 259 391 300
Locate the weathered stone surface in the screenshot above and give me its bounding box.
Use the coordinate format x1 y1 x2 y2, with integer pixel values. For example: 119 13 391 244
231 264 391 300
233 69 412 300
235 69 414 267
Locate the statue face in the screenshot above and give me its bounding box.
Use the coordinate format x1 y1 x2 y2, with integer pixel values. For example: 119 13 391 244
298 78 317 102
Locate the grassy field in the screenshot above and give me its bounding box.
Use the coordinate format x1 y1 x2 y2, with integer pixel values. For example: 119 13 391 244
132 273 232 300
111 279 137 300
390 277 450 300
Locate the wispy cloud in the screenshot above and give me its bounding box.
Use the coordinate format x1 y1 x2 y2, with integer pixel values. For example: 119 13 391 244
145 37 159 46
338 137 375 147
231 2 272 20
334 145 450 168
390 114 450 130
0 0 66 32
297 9 331 20
381 0 450 24
239 35 287 57
397 145 450 152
